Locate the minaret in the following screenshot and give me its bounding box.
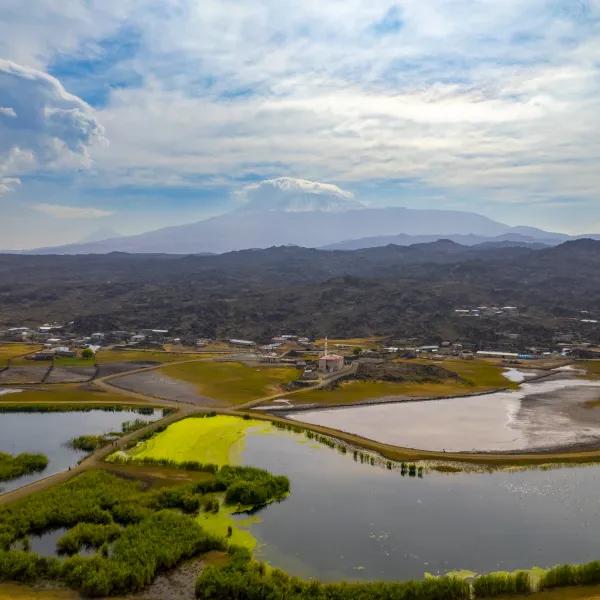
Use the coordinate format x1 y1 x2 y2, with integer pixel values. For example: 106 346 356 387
324 336 328 357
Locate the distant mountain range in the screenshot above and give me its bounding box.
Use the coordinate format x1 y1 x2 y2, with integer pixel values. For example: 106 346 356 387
18 186 598 255
2 239 600 346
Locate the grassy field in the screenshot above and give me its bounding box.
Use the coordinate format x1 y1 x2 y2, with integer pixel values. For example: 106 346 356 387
580 360 600 379
0 343 41 367
95 348 208 364
125 415 270 466
315 336 384 350
0 385 154 406
160 361 299 404
290 358 516 406
0 584 79 599
52 356 95 368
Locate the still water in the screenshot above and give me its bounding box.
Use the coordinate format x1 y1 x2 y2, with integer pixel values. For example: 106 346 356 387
0 408 162 493
287 378 600 452
240 427 600 581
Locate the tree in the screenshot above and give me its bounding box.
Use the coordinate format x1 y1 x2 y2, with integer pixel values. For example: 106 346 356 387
81 348 95 360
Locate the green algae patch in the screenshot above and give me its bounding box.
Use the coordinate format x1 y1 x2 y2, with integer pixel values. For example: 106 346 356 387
198 503 260 550
128 415 272 467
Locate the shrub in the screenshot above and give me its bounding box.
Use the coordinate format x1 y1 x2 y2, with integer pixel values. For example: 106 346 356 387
473 571 531 597
0 452 48 482
57 523 122 555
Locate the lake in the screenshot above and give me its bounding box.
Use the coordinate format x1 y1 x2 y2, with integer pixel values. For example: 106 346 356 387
0 408 162 494
286 376 600 452
239 425 600 581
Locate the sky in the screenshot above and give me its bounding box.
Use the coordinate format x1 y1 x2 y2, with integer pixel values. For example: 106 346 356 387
1 0 599 249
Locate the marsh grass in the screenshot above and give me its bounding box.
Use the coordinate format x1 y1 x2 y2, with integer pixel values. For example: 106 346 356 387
0 453 48 482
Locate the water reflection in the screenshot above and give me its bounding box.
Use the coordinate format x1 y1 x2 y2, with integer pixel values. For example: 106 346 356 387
0 408 162 493
241 427 600 582
288 378 600 452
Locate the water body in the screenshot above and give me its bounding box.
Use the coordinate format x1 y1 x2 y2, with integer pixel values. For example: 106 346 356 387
12 528 95 558
240 427 600 581
287 378 600 452
0 408 162 494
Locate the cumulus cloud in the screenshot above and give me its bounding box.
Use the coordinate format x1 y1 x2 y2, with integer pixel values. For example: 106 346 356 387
33 203 113 219
0 59 105 189
79 0 600 213
0 177 20 196
236 177 363 212
2 1 600 231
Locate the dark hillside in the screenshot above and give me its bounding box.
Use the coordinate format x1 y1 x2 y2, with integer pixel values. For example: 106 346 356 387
1 240 598 346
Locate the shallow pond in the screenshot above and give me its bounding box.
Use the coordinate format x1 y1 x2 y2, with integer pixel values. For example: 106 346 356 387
287 377 600 452
239 426 600 581
0 408 162 493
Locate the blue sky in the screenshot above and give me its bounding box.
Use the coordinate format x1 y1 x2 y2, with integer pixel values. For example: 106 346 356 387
0 0 599 249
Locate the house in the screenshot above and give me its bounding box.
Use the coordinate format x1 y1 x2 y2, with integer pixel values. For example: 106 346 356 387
229 339 256 347
318 354 344 373
54 347 75 357
476 350 519 359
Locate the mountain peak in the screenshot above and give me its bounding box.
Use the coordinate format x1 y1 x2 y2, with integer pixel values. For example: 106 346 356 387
235 177 364 213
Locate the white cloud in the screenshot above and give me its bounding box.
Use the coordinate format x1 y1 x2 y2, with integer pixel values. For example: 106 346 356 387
0 59 105 187
2 0 600 225
0 0 137 69
236 177 362 212
33 203 113 219
0 177 20 196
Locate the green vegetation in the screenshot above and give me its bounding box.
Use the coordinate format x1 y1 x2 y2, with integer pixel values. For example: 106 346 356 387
579 361 600 380
95 349 205 364
160 361 298 404
291 358 517 406
56 523 121 555
0 386 156 407
52 356 95 368
0 404 158 414
0 453 47 482
125 415 270 466
69 435 113 452
0 582 80 599
120 418 150 433
0 463 288 597
473 571 531 597
540 562 600 590
217 466 289 507
196 545 470 600
0 344 41 367
81 349 94 360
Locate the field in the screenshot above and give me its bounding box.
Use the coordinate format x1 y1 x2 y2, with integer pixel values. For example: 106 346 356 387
160 361 299 404
95 348 208 364
315 336 384 350
0 385 155 406
580 360 600 379
289 358 515 406
0 585 78 599
52 356 95 368
0 344 41 367
124 415 270 466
